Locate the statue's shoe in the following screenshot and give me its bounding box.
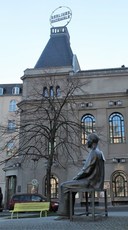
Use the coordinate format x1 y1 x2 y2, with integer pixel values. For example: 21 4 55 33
54 216 69 220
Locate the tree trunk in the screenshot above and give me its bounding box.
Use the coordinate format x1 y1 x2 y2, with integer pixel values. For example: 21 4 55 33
46 163 51 202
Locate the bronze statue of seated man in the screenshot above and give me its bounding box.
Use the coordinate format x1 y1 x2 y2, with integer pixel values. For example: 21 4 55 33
55 133 105 220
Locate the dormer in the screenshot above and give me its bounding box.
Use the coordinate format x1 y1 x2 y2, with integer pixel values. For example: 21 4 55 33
12 87 20 95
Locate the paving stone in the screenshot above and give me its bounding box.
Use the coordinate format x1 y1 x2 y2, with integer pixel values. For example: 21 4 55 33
0 216 128 230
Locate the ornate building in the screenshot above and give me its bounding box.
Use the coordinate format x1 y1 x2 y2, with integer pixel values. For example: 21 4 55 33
1 26 128 208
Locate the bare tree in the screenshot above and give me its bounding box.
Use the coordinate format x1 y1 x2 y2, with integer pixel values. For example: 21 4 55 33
0 75 90 201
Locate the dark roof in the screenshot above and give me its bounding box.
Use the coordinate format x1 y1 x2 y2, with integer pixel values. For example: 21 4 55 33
34 27 74 69
0 83 22 96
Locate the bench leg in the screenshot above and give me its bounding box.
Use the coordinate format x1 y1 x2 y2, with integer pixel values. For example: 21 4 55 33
40 211 47 217
44 211 47 217
11 212 13 219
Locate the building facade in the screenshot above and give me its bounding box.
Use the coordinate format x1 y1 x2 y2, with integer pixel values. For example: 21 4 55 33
1 26 128 208
0 84 22 207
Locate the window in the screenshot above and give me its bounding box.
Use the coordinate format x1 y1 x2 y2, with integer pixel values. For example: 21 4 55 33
0 87 4 95
109 112 125 143
43 86 61 98
50 86 54 97
45 175 58 199
8 120 16 131
9 100 17 112
12 87 20 95
112 171 127 197
6 141 14 156
31 195 42 201
56 86 61 97
81 114 95 144
43 87 48 97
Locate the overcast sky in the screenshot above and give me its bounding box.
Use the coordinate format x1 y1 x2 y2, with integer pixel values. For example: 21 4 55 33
0 0 128 83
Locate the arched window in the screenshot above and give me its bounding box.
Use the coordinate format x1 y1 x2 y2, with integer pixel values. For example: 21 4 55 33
81 114 95 144
45 175 58 199
50 86 54 97
43 87 48 97
9 100 17 112
56 86 61 97
109 113 125 143
112 171 127 197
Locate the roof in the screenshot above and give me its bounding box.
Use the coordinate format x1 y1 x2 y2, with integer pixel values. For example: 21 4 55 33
0 83 22 96
34 27 74 69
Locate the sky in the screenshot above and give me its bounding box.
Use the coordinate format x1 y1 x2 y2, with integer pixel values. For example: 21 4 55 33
0 0 128 83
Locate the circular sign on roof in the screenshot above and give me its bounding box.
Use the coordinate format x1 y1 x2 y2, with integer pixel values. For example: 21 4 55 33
50 6 72 27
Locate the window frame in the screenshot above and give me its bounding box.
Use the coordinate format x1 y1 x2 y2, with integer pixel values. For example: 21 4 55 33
81 114 96 144
8 120 16 131
112 171 127 197
45 175 58 199
12 87 20 95
56 86 61 97
50 86 54 97
6 141 14 156
43 87 48 97
0 87 4 95
109 112 125 144
9 100 17 112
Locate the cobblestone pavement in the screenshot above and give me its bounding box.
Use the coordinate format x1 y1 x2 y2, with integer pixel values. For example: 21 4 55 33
0 215 128 230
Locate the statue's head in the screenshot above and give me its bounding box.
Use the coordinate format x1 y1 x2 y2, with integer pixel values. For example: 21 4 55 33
87 133 99 148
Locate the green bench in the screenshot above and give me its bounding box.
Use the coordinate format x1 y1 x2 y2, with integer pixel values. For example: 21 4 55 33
10 202 50 219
